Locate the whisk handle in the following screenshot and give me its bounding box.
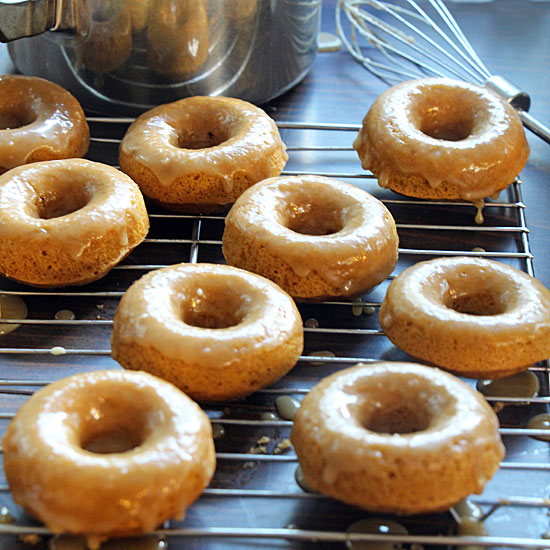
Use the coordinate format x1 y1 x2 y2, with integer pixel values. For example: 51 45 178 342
519 111 550 145
484 76 550 145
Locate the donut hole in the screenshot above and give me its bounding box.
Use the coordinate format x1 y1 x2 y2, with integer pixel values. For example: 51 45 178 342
420 111 472 141
365 403 432 434
176 117 233 150
282 198 345 236
442 272 510 315
80 402 149 454
180 283 247 328
413 87 481 142
35 187 92 219
447 291 507 316
82 427 144 454
0 104 37 130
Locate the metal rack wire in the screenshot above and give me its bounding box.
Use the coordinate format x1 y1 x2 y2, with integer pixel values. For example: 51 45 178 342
0 118 548 549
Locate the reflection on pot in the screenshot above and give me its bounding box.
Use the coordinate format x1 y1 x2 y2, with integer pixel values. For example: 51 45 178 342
147 0 209 81
129 0 151 34
227 0 258 22
8 0 322 114
76 0 132 74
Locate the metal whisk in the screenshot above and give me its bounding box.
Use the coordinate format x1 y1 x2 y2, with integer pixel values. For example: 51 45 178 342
336 0 550 143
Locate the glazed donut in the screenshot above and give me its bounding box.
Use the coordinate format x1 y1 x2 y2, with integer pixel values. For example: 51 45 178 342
2 370 215 547
379 256 550 379
290 362 504 515
118 95 288 213
147 0 209 80
354 77 529 206
111 262 304 401
222 175 398 300
0 159 149 287
0 75 89 173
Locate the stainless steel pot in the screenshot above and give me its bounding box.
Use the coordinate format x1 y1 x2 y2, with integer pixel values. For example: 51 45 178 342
3 0 322 114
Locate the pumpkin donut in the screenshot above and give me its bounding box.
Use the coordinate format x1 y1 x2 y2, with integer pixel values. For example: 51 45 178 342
111 262 304 401
222 175 398 300
0 159 149 287
2 370 215 548
354 78 529 206
0 75 89 173
291 362 504 515
118 95 288 213
379 257 550 379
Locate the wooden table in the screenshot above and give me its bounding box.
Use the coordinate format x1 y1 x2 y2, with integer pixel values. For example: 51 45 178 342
0 2 549 549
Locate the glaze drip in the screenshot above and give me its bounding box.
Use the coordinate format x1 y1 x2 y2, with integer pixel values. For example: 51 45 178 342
526 413 550 442
0 294 27 335
345 518 408 550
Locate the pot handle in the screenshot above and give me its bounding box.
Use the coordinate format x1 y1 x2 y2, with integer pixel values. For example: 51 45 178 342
0 0 85 43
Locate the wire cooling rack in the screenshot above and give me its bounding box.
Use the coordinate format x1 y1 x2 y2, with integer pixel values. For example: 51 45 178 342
0 118 548 550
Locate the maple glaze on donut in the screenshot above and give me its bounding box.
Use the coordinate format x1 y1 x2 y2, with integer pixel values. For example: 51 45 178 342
291 362 504 515
0 159 149 287
119 96 287 213
354 78 529 208
111 262 303 401
379 257 550 378
0 75 89 173
2 370 215 548
222 175 398 300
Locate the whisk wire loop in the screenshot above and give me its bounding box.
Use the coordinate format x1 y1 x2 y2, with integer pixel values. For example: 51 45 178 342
345 2 448 79
370 1 477 79
336 2 423 80
405 0 491 81
423 0 492 80
336 0 488 83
